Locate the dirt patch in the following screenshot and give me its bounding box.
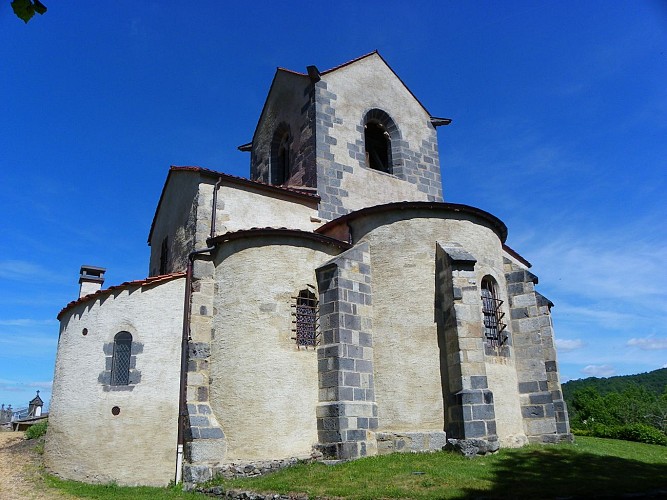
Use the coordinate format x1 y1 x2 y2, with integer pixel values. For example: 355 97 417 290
0 431 74 500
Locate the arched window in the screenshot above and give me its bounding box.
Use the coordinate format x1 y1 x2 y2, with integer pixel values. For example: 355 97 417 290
365 122 390 172
291 289 318 348
481 277 507 348
363 109 398 174
111 331 132 386
270 124 291 185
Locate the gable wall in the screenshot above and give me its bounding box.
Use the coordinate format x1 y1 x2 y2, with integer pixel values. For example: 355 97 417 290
316 54 442 220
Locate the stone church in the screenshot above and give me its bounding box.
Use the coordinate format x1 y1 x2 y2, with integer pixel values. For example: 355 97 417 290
45 51 572 487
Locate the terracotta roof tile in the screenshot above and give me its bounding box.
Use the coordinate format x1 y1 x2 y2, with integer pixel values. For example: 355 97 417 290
57 272 186 320
208 226 351 250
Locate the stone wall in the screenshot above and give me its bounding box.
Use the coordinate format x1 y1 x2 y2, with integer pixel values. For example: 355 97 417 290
316 53 443 219
504 258 572 443
315 242 378 459
250 71 315 187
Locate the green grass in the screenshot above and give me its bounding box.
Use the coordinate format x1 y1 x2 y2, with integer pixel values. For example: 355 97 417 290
45 476 205 499
44 437 667 499
205 437 667 499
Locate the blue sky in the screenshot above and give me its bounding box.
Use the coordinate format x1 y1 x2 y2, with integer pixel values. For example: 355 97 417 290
1 1 665 409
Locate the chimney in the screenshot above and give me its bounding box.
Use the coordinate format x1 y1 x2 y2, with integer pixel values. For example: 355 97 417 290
79 265 106 298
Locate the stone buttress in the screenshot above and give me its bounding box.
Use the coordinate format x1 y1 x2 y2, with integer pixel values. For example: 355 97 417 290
315 242 378 459
436 242 499 452
504 258 572 443
182 256 227 483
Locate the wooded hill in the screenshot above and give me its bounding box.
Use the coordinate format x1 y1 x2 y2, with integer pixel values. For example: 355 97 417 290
562 367 667 400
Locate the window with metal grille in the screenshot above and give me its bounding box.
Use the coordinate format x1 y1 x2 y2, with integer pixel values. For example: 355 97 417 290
291 289 319 348
111 331 132 385
481 277 508 348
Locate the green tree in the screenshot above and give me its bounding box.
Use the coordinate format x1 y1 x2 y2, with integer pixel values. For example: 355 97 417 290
11 0 46 23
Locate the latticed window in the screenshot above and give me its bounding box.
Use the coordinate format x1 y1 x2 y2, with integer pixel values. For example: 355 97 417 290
291 289 319 348
481 277 508 347
111 331 132 385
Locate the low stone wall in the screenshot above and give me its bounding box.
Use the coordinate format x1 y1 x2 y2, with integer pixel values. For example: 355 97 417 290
183 452 323 486
376 431 447 454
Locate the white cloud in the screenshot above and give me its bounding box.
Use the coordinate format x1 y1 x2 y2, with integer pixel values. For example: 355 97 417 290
0 319 57 327
0 379 52 393
581 364 616 378
27 381 53 390
627 336 667 351
555 338 585 352
0 260 67 284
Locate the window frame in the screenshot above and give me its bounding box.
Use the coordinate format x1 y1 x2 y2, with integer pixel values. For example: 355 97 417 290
270 123 292 185
291 289 319 349
362 108 400 175
110 331 133 386
480 277 508 348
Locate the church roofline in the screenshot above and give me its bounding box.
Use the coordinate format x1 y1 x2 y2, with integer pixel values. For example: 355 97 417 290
207 227 351 251
245 51 447 150
316 201 509 243
147 166 320 244
57 272 186 321
502 243 532 268
320 51 434 117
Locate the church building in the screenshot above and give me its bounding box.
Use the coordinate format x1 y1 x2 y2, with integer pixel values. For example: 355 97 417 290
45 51 572 487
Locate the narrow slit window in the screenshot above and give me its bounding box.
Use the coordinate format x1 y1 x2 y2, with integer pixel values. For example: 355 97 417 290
481 278 507 347
111 331 132 385
271 125 291 185
159 237 169 275
291 289 319 348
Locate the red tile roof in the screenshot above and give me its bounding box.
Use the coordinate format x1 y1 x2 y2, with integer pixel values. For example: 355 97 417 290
502 244 532 268
208 226 351 250
57 272 186 320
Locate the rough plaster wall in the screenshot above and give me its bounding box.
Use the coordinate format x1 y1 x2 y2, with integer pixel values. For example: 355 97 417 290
322 55 437 211
210 239 339 461
351 212 515 440
45 277 185 486
484 360 526 447
250 71 312 185
149 173 201 275
215 185 319 234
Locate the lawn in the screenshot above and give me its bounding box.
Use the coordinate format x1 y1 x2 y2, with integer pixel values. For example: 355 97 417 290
47 437 667 499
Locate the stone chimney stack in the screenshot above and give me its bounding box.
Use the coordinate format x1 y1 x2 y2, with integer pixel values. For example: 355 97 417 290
79 265 106 298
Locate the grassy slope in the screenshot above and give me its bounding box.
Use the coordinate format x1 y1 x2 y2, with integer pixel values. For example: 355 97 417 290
47 437 667 499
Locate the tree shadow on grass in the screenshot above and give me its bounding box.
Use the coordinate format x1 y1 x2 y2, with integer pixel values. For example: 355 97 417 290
457 446 667 499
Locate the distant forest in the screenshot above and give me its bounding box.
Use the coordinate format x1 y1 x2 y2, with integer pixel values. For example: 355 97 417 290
562 368 667 400
561 368 667 445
